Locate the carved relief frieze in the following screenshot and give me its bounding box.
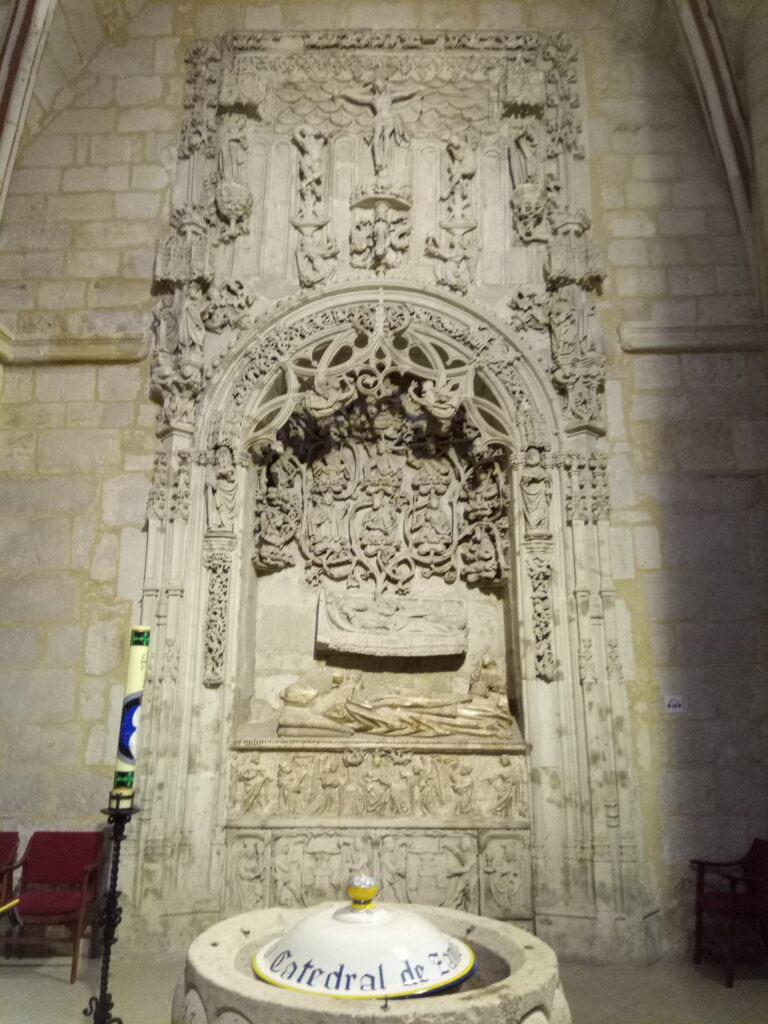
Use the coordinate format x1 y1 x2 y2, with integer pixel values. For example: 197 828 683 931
229 746 528 825
224 825 530 916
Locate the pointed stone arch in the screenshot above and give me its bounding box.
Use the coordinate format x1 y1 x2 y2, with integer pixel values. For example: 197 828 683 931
133 282 653 962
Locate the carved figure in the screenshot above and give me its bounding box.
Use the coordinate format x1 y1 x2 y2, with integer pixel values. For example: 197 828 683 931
203 278 255 331
508 121 538 189
292 125 328 220
178 282 205 362
277 761 306 814
549 292 579 360
366 438 401 494
486 754 521 817
237 755 269 813
303 375 354 422
205 444 238 532
314 755 341 814
442 133 476 221
444 836 475 910
424 232 473 294
510 185 548 243
410 490 452 562
337 77 420 179
233 840 264 908
215 114 253 239
380 836 407 901
408 377 463 425
152 295 179 357
449 761 475 815
412 756 443 814
295 226 339 288
508 287 549 332
469 655 506 699
483 839 524 912
274 840 303 907
253 485 301 570
520 446 551 535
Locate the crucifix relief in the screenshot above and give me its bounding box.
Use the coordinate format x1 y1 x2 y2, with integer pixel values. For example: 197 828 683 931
337 77 421 182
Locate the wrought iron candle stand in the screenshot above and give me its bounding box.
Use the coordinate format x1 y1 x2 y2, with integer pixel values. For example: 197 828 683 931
84 794 137 1024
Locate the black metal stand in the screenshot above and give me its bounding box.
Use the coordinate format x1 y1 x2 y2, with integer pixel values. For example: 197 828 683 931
83 802 138 1024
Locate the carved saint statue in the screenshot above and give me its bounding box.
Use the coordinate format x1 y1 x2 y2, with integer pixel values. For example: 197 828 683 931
177 281 205 362
508 121 539 189
337 77 420 179
233 841 263 909
292 124 329 220
205 444 238 532
520 446 552 535
442 132 477 221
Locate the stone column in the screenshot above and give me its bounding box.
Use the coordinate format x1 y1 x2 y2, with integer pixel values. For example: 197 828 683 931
745 1 768 311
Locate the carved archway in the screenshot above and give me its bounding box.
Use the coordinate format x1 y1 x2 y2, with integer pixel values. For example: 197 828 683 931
133 282 651 961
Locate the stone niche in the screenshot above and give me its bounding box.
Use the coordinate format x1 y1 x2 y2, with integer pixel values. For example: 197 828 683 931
131 29 655 962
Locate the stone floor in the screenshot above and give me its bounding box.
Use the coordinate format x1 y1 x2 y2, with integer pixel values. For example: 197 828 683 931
1 954 767 1024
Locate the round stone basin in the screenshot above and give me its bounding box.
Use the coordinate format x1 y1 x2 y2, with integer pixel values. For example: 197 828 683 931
172 904 571 1024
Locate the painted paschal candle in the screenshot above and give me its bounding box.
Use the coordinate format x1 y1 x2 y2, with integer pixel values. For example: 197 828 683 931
112 626 150 797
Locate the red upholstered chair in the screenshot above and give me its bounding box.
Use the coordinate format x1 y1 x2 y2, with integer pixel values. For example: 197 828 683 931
2 831 103 983
0 832 19 906
692 837 768 987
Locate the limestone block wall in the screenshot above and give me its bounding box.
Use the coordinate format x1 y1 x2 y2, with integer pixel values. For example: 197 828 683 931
0 0 766 957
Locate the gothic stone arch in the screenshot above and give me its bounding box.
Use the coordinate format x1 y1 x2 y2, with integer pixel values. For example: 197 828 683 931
132 282 651 960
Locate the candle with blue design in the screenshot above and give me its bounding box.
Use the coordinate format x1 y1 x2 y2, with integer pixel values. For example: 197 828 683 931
111 625 150 808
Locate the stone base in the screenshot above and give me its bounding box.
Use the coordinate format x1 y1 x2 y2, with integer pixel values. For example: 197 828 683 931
171 905 571 1024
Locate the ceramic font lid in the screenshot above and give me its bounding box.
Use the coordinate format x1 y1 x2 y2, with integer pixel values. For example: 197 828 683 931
252 875 475 999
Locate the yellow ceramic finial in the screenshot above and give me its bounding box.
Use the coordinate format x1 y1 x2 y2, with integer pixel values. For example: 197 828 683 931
347 874 378 910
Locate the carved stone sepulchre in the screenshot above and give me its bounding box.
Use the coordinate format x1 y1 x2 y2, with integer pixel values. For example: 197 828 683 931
133 31 653 962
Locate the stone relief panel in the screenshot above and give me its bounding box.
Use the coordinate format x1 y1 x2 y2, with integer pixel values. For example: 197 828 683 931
228 747 528 826
480 832 533 919
222 826 532 919
225 833 268 913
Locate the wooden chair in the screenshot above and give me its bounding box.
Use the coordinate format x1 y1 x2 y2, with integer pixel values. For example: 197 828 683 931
692 837 768 987
0 832 19 906
0 830 103 983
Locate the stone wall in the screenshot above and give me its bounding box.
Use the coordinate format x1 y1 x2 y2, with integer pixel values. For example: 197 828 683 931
0 0 766 957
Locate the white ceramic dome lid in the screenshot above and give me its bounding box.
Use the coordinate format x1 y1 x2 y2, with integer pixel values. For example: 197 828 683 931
252 875 475 999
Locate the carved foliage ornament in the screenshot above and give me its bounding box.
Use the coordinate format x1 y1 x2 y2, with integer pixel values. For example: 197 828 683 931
251 363 509 595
